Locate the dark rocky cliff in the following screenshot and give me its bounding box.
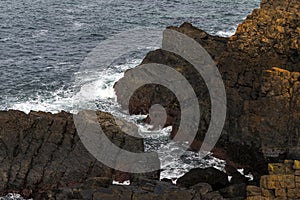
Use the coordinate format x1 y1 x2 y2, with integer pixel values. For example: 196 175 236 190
1 0 299 199
115 0 300 175
0 110 158 197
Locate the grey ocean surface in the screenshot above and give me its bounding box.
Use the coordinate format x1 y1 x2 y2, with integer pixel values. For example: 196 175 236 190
0 0 260 197
0 0 260 111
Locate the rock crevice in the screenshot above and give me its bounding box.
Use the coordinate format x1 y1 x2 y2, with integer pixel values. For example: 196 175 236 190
0 110 158 197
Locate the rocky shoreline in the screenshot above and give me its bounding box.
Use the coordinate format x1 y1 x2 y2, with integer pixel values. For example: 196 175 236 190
0 110 249 199
0 110 158 198
116 0 300 178
0 0 299 199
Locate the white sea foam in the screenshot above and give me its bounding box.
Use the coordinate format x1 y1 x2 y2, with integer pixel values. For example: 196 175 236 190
112 180 131 186
32 29 49 38
6 59 141 114
5 55 227 182
137 125 226 181
237 168 244 175
216 29 236 37
0 193 32 200
238 168 254 181
3 40 228 183
0 0 261 193
72 59 142 113
245 172 254 181
8 86 73 114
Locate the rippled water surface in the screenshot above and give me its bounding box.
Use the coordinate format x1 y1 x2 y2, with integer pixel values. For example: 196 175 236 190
0 0 260 195
0 0 260 111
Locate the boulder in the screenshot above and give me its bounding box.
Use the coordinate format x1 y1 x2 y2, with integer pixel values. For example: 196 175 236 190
176 167 229 190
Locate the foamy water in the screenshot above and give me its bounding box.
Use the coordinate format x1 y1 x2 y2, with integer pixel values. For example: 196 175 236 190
0 0 261 197
0 193 32 200
6 54 227 182
2 28 235 184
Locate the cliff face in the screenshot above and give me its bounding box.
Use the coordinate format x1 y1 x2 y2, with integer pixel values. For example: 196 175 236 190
115 0 300 172
239 67 300 158
0 110 158 197
1 0 299 198
230 0 299 64
219 0 300 159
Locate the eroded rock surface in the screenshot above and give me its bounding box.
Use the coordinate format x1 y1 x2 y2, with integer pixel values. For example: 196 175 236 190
114 0 300 177
0 110 158 198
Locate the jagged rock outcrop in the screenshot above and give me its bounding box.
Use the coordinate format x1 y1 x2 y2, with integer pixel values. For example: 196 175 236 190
229 0 300 65
218 0 300 160
1 0 299 198
0 110 159 198
114 0 300 178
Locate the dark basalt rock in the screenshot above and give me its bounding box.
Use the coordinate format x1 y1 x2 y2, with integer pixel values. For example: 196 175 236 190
1 0 299 199
37 178 197 200
218 183 246 198
114 0 300 180
35 177 249 200
0 110 159 198
190 183 213 198
176 167 229 190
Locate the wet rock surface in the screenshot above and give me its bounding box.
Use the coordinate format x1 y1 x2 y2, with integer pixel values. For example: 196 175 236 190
36 177 248 200
115 0 300 178
0 110 158 198
1 0 300 199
